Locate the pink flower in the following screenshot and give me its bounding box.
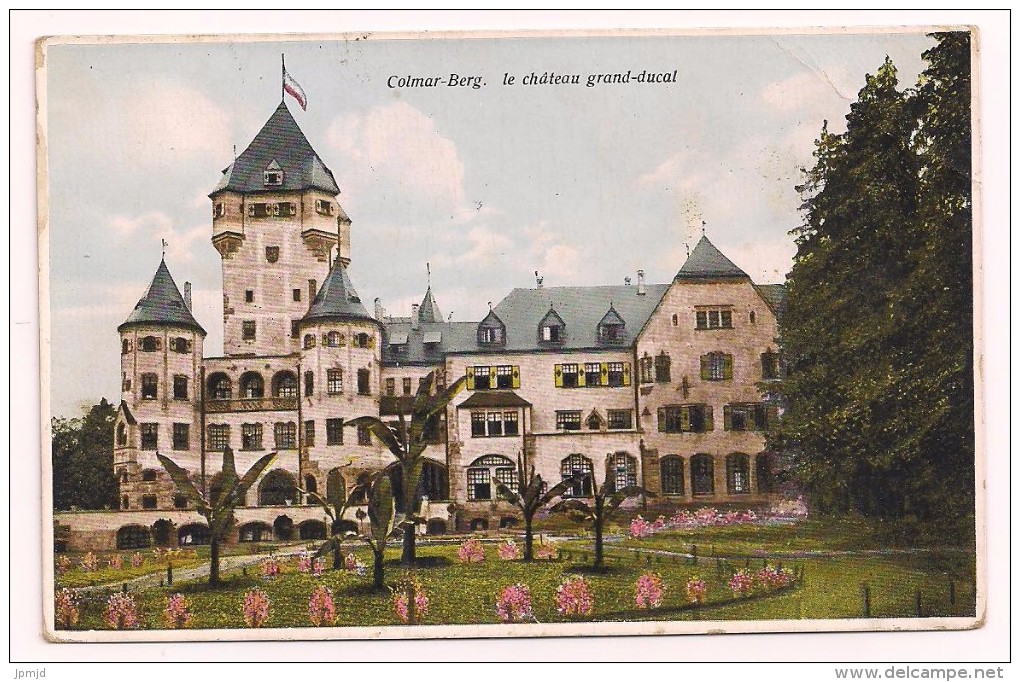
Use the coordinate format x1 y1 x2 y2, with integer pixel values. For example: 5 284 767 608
635 572 664 609
755 566 793 590
629 515 653 539
104 593 140 629
163 593 193 629
261 557 281 579
695 507 720 525
54 588 80 628
685 577 707 604
297 553 313 573
312 557 325 577
108 555 123 570
242 589 271 628
555 576 594 618
55 556 72 575
80 552 99 572
728 570 754 598
130 552 145 568
496 583 534 623
392 576 429 624
308 585 336 626
457 539 485 564
535 544 558 561
344 553 366 575
653 515 667 531
497 539 521 561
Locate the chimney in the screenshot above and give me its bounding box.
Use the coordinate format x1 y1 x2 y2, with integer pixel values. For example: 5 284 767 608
411 303 420 330
637 270 646 296
535 270 544 289
374 297 385 320
183 282 193 311
624 276 632 286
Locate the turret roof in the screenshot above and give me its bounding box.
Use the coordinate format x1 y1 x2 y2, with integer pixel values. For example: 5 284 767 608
211 102 340 196
418 287 444 324
675 235 749 280
303 259 376 325
118 259 205 334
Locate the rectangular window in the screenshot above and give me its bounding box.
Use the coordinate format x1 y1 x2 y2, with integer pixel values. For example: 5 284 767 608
173 375 188 401
487 412 504 437
274 422 296 449
242 321 256 341
304 420 315 447
658 404 714 433
213 202 225 218
293 288 301 302
556 411 582 431
141 374 158 400
761 352 781 380
701 353 733 381
503 411 519 436
608 410 633 430
654 353 671 383
696 307 734 330
308 279 317 300
140 423 158 450
725 403 770 432
316 199 333 215
291 320 300 339
607 362 625 387
245 290 254 303
142 495 158 510
263 171 283 186
241 423 263 450
467 468 491 501
357 368 371 396
327 369 343 395
357 425 372 446
172 423 189 450
402 377 413 395
495 365 514 389
208 424 229 451
471 412 487 438
473 366 492 391
304 371 314 396
326 418 343 446
560 363 579 388
639 356 654 384
385 378 396 396
584 363 603 387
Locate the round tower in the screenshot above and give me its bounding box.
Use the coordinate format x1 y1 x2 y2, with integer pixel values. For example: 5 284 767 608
115 258 206 511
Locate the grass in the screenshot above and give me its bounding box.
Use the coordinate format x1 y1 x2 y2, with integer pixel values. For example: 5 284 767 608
58 524 977 630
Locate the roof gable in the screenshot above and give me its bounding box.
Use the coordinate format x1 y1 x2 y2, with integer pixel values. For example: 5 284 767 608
118 259 205 334
675 236 749 280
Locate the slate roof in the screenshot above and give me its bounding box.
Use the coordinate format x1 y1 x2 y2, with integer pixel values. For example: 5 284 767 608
418 287 444 323
382 321 479 366
756 283 787 318
303 260 376 325
675 235 749 280
118 259 205 334
459 391 532 409
211 102 340 196
118 400 137 425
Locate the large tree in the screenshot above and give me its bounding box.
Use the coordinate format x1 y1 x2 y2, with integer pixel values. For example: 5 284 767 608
51 399 118 511
776 35 974 525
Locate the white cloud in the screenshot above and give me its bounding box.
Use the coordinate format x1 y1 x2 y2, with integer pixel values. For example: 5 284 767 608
117 81 232 164
106 211 206 263
459 226 514 263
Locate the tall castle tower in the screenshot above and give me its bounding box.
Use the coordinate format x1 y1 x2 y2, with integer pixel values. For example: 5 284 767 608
209 103 352 357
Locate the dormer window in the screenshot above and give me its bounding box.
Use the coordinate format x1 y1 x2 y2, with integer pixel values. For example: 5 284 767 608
538 307 565 344
263 161 284 187
597 304 626 344
477 309 506 347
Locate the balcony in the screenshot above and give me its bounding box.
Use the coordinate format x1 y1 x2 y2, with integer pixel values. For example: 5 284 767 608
205 397 298 414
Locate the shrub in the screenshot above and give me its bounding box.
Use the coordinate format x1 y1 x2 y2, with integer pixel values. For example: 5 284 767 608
261 557 281 579
497 539 521 561
312 557 325 577
495 583 534 623
80 552 99 572
130 552 145 568
535 543 558 560
555 576 594 619
108 555 123 570
728 570 754 598
54 588 80 628
756 566 793 590
297 553 313 573
308 586 336 627
344 553 366 575
457 539 485 564
163 593 193 629
685 577 707 604
104 593 140 629
242 589 271 628
55 556 72 576
629 515 653 539
392 574 429 625
634 572 664 609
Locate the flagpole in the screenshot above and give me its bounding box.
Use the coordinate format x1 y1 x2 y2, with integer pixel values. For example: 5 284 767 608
281 54 285 103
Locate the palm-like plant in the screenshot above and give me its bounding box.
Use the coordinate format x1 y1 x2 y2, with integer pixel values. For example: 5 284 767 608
346 370 466 567
363 471 396 589
158 446 276 586
491 452 578 561
296 464 357 570
550 463 653 569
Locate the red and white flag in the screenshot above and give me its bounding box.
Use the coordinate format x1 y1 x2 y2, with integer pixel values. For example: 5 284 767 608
283 67 307 110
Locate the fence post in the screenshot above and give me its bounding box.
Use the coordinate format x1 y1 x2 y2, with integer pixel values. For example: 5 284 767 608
861 583 871 618
949 580 956 606
122 583 128 594
691 544 697 566
915 590 922 617
167 563 173 587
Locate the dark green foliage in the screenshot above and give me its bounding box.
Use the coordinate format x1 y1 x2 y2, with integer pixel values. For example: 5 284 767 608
492 452 578 560
775 34 973 531
51 399 118 511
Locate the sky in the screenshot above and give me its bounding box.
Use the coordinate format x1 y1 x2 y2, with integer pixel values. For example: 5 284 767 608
42 29 937 417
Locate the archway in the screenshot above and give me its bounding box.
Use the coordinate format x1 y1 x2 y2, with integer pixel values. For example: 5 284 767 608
426 518 447 535
259 469 297 506
273 515 294 541
151 519 174 546
177 523 210 546
116 524 151 550
238 522 272 543
470 517 489 531
299 519 327 540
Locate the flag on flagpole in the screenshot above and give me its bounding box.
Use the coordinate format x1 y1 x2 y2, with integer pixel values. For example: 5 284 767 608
283 66 307 111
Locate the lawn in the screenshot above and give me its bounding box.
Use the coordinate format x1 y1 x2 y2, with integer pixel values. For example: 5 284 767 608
56 521 977 631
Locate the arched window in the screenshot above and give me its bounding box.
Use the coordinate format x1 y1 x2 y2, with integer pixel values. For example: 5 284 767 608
272 371 298 398
607 452 637 493
273 515 294 541
141 373 158 400
207 373 232 400
691 454 715 495
140 336 160 352
303 333 317 349
466 455 516 501
726 453 751 494
116 525 151 550
259 469 297 506
299 520 327 540
177 523 210 546
239 372 264 399
116 424 127 447
325 331 342 347
560 454 594 498
239 522 272 543
661 456 684 496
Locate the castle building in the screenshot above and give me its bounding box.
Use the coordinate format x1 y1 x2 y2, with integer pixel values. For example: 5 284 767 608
58 101 784 551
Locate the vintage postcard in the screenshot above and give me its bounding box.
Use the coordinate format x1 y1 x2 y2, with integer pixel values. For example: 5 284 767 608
38 26 981 643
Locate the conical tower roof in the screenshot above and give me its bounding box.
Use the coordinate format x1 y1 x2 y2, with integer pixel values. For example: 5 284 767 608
418 287 444 323
211 102 340 195
675 235 748 280
303 259 376 325
118 259 205 334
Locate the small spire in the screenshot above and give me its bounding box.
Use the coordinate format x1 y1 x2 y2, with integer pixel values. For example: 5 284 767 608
426 261 431 287
701 220 707 236
161 238 167 260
